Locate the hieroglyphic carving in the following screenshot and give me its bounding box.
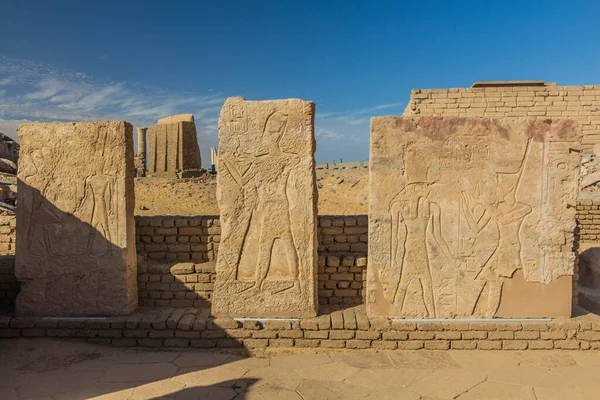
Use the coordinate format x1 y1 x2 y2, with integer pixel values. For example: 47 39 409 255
368 117 581 319
212 97 317 318
16 122 137 316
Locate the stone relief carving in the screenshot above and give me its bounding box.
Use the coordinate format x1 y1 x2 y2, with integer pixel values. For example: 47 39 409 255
212 97 317 318
15 122 136 316
368 117 581 319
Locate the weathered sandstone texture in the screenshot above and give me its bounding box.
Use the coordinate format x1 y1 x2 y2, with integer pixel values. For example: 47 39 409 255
212 97 318 317
368 117 581 319
147 114 202 177
16 122 137 316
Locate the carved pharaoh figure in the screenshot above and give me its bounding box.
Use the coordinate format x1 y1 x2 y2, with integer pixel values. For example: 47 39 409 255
219 111 301 294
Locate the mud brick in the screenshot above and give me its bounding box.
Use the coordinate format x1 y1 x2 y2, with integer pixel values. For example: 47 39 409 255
346 340 371 349
383 331 408 340
424 340 450 350
540 331 567 340
252 330 278 339
502 340 528 350
356 331 381 340
372 341 398 350
124 329 149 338
329 330 355 340
488 331 514 340
112 338 137 347
436 331 461 340
243 339 269 348
451 341 477 350
320 340 346 348
138 339 164 348
397 341 424 350
191 339 217 348
175 330 201 339
295 339 320 348
477 340 502 350
305 330 329 339
268 339 294 348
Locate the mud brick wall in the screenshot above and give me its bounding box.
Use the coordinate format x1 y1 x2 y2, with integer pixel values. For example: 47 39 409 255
317 216 368 307
403 83 600 152
577 199 600 241
0 215 16 310
576 198 600 301
138 262 216 308
135 216 220 263
3 306 600 351
0 215 16 255
136 215 368 307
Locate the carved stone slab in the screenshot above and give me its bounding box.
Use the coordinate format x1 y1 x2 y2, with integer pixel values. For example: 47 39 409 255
212 97 318 318
16 122 137 316
368 117 581 319
147 120 201 177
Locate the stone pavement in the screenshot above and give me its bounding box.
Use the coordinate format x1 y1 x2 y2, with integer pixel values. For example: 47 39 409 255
0 339 598 400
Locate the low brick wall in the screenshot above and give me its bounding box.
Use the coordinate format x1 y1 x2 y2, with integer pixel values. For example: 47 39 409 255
576 198 600 241
135 216 220 263
138 262 216 308
136 215 368 308
0 204 591 313
2 305 599 351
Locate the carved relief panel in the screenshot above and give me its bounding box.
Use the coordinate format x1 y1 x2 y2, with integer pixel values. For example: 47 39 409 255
16 122 137 316
368 117 581 319
212 97 318 318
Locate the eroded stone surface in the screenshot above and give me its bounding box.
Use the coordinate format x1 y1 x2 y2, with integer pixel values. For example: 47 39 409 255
368 117 581 318
212 97 317 318
147 115 202 177
16 122 137 316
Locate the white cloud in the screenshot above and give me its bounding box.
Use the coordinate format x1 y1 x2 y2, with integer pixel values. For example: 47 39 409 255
0 56 225 164
316 127 345 140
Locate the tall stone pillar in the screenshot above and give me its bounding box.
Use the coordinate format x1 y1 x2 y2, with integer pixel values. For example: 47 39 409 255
137 127 147 175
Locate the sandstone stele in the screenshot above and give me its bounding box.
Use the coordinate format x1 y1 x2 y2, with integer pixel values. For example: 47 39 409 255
368 117 581 319
16 121 137 316
212 97 318 318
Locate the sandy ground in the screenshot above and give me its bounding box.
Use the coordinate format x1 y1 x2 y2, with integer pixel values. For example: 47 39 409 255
1 338 599 399
135 167 368 217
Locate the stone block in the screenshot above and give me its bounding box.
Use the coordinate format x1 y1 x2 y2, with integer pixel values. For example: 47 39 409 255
212 97 317 318
16 122 136 316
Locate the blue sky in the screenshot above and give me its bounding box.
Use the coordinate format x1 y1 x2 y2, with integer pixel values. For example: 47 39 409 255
0 0 599 165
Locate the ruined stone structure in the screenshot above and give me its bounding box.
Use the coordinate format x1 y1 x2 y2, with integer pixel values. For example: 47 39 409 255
0 132 19 164
15 122 137 316
212 97 318 318
368 117 581 319
135 127 147 177
147 114 202 178
403 81 600 152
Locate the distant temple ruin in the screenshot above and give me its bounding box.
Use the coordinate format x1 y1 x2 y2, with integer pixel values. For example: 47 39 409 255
144 114 202 178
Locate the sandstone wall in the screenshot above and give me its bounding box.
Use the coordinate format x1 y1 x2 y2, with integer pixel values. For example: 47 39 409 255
403 83 600 152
